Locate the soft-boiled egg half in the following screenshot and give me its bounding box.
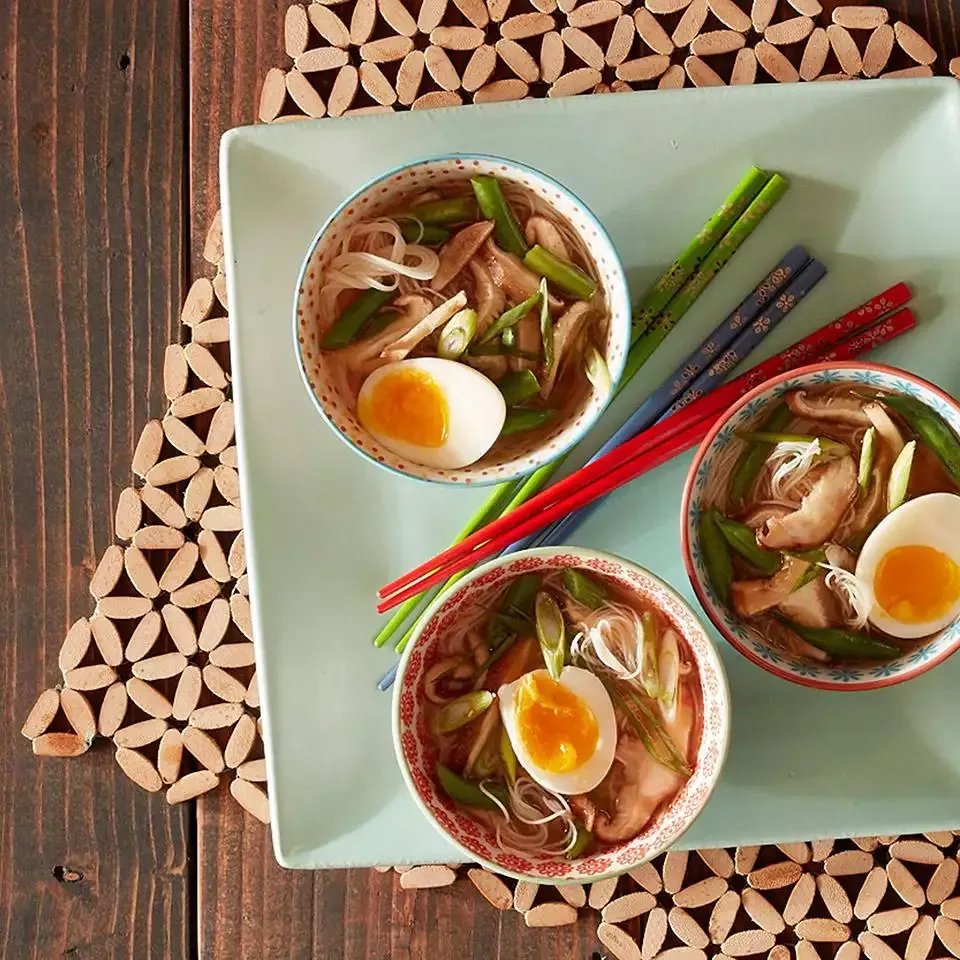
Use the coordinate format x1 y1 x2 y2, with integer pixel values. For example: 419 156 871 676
498 666 617 796
855 492 960 640
357 357 506 470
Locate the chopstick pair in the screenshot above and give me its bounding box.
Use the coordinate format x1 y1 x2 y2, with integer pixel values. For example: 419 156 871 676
377 286 915 614
505 248 826 555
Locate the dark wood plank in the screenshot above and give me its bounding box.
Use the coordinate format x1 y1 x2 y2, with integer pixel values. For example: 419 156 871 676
186 2 625 955
0 2 189 958
188 1 958 958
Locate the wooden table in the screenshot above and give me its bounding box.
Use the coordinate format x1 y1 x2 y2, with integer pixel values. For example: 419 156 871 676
1 2 957 957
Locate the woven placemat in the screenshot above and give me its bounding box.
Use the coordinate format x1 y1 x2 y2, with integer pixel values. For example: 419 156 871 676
18 0 960 953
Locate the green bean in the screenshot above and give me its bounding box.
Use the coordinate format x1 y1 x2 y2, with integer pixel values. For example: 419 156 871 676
624 689 691 777
486 574 536 650
778 618 900 660
784 548 826 593
468 343 539 361
498 370 540 406
480 291 542 344
602 679 691 778
320 288 396 349
500 409 554 437
359 309 401 339
878 394 960 486
729 403 792 508
472 634 517 679
566 823 593 860
437 308 477 360
470 175 528 258
714 515 781 576
700 508 733 606
858 426 876 494
503 573 541 619
561 569 607 609
492 612 532 634
523 245 597 300
436 764 508 809
538 278 554 372
744 431 817 444
535 592 566 680
407 196 479 225
397 220 451 246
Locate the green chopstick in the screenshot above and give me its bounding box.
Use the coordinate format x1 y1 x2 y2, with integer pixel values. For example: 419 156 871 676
377 166 787 654
371 479 520 647
630 165 769 341
625 172 790 378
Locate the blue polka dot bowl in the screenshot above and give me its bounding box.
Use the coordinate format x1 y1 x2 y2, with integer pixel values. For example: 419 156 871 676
681 361 960 692
293 154 631 486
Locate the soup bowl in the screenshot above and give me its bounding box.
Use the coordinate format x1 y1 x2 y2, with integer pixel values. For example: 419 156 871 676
681 361 960 692
293 154 631 486
392 546 730 883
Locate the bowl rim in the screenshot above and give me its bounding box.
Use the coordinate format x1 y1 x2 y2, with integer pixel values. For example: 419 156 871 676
680 360 960 693
391 545 732 883
291 151 632 488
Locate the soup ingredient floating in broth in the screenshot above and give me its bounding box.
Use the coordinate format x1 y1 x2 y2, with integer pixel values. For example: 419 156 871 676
706 381 960 664
357 358 505 469
855 493 960 639
499 667 618 795
425 568 699 860
316 171 611 469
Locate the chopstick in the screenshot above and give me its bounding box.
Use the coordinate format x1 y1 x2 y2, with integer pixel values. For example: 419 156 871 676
377 394 730 612
376 302 917 685
630 166 771 340
624 173 791 378
377 293 915 611
522 256 827 552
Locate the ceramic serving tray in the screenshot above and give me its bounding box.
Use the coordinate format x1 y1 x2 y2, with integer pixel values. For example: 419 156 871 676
220 79 960 869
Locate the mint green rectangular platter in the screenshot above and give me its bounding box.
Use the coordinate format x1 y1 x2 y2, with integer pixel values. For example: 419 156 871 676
220 79 960 869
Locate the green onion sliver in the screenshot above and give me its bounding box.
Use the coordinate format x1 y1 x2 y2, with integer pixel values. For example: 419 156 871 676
858 426 876 494
437 308 477 360
539 278 554 372
887 440 916 512
535 591 566 680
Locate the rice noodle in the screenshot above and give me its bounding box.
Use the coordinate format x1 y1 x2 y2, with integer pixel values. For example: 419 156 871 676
490 776 577 856
768 439 824 499
320 219 440 312
569 602 650 684
821 564 872 629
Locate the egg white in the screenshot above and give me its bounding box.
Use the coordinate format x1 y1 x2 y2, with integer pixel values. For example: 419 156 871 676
357 357 505 470
855 492 960 640
498 666 617 796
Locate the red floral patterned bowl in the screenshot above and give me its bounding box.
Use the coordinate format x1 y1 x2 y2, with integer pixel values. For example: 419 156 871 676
392 546 731 884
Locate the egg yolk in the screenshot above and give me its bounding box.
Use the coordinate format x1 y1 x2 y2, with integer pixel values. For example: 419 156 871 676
874 544 960 624
513 672 599 774
359 368 448 448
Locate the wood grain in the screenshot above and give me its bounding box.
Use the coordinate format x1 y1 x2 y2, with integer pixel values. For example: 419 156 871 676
0 1 188 957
